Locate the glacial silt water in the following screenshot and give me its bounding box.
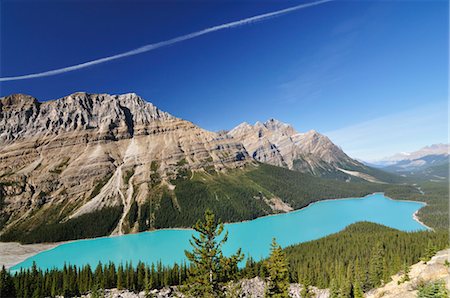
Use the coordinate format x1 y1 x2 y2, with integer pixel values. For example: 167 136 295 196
11 193 427 272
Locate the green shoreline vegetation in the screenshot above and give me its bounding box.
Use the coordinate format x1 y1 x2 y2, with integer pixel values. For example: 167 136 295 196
0 164 448 297
1 163 445 244
0 215 447 297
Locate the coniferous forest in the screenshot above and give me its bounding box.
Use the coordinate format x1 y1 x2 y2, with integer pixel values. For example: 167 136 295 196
1 163 439 244
0 215 448 297
1 166 448 297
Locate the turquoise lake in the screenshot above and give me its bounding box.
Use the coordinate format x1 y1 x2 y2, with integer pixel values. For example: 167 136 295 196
11 193 427 272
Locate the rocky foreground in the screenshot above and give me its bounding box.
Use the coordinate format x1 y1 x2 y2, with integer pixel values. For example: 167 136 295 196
78 249 449 298
79 278 329 298
366 249 449 298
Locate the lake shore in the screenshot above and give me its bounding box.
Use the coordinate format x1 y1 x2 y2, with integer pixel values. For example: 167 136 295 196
0 241 66 269
1 192 429 270
413 209 433 231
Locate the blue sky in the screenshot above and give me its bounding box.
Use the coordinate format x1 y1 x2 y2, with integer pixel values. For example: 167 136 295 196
0 0 447 161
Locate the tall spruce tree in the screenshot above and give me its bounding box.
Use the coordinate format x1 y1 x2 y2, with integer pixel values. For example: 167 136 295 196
300 277 313 298
144 267 151 297
265 238 289 298
0 266 16 297
352 280 364 298
117 264 124 290
398 263 410 284
184 209 242 298
421 241 438 263
329 279 340 298
369 242 385 288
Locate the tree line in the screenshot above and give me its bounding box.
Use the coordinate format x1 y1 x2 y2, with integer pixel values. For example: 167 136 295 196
0 211 448 297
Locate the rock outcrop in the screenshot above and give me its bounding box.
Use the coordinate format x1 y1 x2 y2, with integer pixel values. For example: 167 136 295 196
79 277 329 298
78 250 450 298
366 249 450 298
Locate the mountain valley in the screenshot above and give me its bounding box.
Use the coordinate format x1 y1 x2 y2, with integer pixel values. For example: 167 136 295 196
0 93 433 243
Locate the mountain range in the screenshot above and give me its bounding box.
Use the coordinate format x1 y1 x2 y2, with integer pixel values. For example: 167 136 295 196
0 92 411 243
370 144 449 180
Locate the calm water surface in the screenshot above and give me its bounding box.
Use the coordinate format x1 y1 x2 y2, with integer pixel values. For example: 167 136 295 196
11 193 427 272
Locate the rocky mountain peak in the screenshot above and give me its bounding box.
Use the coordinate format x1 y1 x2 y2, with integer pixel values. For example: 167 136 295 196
0 92 251 236
0 94 39 107
229 118 295 139
377 143 450 164
0 92 177 142
228 120 359 175
263 118 294 133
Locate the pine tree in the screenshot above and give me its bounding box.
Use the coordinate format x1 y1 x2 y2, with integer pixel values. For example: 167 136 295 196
421 241 438 263
369 242 385 288
352 280 364 298
265 238 289 298
144 267 151 297
137 262 146 290
117 264 124 290
300 277 313 298
398 263 410 284
329 278 340 298
50 274 58 297
259 263 268 279
220 250 243 282
418 281 448 298
184 209 242 298
341 279 352 298
0 266 16 297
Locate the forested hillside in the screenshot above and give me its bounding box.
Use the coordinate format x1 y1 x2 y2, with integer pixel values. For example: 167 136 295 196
1 221 447 297
1 163 425 244
383 180 449 230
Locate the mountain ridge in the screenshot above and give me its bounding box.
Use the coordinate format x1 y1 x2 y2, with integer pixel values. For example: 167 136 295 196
0 92 407 243
373 143 449 165
227 118 387 182
0 92 250 237
369 144 449 180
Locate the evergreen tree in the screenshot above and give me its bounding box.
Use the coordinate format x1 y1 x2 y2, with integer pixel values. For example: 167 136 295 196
329 279 340 298
184 209 242 297
265 238 289 298
144 267 151 297
352 280 364 298
398 263 410 284
0 266 16 297
137 262 146 290
117 264 124 290
421 241 438 263
369 242 385 288
50 274 58 297
300 277 313 298
418 281 448 298
340 279 352 298
259 263 268 279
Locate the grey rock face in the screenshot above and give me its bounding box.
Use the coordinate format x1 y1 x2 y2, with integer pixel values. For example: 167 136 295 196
228 119 359 175
0 92 249 235
0 92 367 238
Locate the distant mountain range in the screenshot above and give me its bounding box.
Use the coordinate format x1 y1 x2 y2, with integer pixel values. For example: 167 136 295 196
369 144 449 180
0 92 413 243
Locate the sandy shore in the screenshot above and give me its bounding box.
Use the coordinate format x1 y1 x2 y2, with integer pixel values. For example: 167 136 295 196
0 242 63 269
413 210 433 231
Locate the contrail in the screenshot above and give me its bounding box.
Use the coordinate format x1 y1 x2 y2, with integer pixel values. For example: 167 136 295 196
0 0 333 82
